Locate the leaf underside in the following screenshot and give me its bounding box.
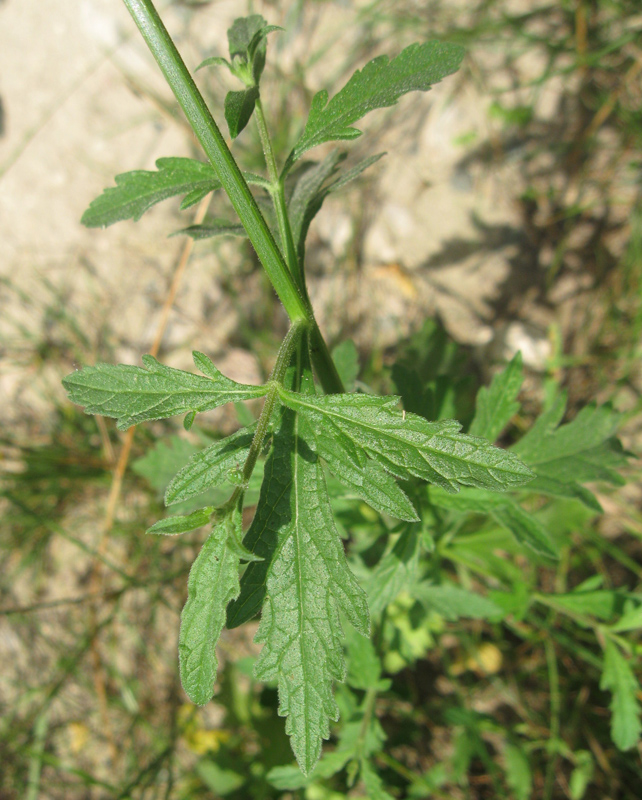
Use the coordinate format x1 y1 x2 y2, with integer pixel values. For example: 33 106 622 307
176 219 247 240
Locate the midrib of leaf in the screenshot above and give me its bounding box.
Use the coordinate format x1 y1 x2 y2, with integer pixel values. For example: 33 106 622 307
292 418 315 767
279 391 526 483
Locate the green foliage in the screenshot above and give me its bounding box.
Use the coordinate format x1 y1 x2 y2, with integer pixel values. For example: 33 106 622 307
284 40 465 173
62 6 637 787
62 352 267 431
197 14 282 137
253 408 370 774
600 639 642 751
146 506 214 535
179 503 259 706
469 351 523 442
81 156 269 229
279 388 534 493
80 157 221 227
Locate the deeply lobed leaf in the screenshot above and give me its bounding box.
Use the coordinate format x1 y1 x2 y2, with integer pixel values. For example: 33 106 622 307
284 41 464 172
469 352 523 442
512 395 626 485
62 352 266 430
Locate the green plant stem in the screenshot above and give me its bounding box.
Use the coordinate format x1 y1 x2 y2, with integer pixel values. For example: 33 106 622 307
253 98 344 393
122 0 345 396
241 320 306 486
310 322 345 394
121 0 308 324
253 97 306 297
26 710 49 800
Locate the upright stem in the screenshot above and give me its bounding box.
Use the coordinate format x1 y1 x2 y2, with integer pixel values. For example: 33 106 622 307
253 97 307 299
254 98 343 392
122 0 345 394
122 0 308 324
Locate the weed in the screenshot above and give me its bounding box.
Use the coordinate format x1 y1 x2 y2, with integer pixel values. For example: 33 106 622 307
12 1 636 796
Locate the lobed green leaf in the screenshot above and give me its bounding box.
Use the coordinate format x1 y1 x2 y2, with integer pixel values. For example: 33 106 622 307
81 157 221 227
62 352 266 430
284 41 464 172
251 409 369 774
313 431 419 521
278 389 535 494
512 395 626 486
179 508 245 705
165 424 256 505
469 352 523 442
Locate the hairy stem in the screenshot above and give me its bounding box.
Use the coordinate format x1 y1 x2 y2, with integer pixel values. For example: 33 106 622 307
122 0 308 323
